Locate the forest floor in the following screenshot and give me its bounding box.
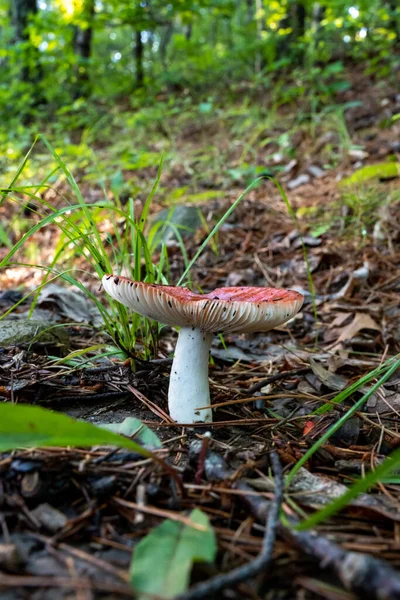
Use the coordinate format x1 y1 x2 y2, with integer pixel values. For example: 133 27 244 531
0 67 400 599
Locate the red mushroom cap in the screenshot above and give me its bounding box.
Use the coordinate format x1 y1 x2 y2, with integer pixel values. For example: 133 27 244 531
102 275 303 334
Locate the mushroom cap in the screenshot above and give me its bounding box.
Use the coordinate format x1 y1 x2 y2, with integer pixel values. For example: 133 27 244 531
102 275 303 334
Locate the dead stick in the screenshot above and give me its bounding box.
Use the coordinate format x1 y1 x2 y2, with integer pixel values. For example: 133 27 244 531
177 451 284 600
191 444 400 600
247 367 310 394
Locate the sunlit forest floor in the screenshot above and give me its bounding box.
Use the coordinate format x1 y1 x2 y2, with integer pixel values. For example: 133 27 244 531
1 65 400 598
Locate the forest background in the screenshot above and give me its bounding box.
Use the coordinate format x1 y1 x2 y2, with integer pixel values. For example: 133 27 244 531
1 0 399 167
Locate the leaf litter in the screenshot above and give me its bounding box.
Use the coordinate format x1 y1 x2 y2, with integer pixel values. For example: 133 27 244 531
1 76 400 599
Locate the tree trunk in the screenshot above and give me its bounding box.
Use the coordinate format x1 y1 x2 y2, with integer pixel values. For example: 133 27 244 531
292 1 306 41
277 0 307 64
72 0 95 97
387 0 399 44
134 30 144 87
245 0 254 25
185 23 192 41
11 0 37 41
255 0 262 72
160 22 173 68
10 0 40 84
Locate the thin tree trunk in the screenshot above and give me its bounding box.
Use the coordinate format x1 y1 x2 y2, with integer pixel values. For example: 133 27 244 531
387 0 399 44
185 23 192 41
73 0 95 60
11 0 37 41
255 0 262 72
245 0 254 25
72 0 95 97
10 0 40 84
134 30 144 87
277 0 307 64
160 22 173 68
293 1 306 40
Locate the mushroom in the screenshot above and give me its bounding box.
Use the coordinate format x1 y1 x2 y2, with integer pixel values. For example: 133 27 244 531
102 275 303 424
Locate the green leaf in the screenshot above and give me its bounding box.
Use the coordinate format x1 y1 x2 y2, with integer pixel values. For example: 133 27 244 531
198 102 213 114
340 163 400 186
130 508 217 599
101 418 162 448
0 404 152 457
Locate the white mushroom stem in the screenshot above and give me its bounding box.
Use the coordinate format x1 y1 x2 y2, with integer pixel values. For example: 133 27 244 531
168 327 214 423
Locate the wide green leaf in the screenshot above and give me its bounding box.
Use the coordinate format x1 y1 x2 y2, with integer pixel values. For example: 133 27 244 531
101 417 162 448
130 508 217 599
340 162 400 186
0 404 152 457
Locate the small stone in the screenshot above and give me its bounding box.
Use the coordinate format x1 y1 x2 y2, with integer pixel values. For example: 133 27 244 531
272 152 284 164
283 159 297 173
287 174 310 190
348 148 369 160
307 164 325 178
31 503 68 533
0 543 25 572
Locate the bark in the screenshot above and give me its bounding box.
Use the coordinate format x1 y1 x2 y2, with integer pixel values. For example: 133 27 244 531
10 0 37 42
276 0 308 64
387 0 399 44
245 0 254 25
292 0 306 40
134 29 144 88
159 22 174 68
72 0 95 97
73 0 95 60
185 23 192 41
10 0 40 84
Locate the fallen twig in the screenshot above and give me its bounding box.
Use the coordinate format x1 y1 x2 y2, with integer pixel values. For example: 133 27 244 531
189 443 400 600
246 367 310 394
177 451 284 600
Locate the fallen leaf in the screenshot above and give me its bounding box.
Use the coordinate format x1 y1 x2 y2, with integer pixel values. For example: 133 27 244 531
303 421 315 436
341 162 400 186
367 389 400 414
247 467 400 522
328 312 381 351
130 508 216 599
310 359 350 392
37 284 103 325
101 417 162 448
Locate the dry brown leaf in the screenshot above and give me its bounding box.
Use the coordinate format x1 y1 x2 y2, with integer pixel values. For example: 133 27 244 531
247 467 400 523
328 312 381 352
367 389 400 414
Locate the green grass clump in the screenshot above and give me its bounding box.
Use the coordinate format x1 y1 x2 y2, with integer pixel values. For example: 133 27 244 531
0 136 267 358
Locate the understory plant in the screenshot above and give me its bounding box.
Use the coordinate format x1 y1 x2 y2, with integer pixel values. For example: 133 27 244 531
0 135 264 358
0 137 169 356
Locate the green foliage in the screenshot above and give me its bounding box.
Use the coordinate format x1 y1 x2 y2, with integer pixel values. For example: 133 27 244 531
341 162 400 186
0 138 261 358
0 403 153 456
289 358 400 531
0 136 171 357
299 181 400 241
102 417 163 448
0 0 399 138
130 508 217 598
